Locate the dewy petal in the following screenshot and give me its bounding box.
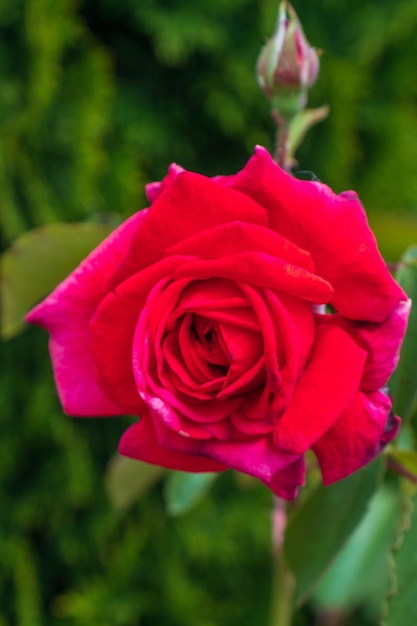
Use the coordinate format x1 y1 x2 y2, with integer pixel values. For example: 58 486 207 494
26 211 147 416
313 390 399 484
175 252 333 304
227 146 405 321
119 417 227 473
111 171 268 287
274 324 367 454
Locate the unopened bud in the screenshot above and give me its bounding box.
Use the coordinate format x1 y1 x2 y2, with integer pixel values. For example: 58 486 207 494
257 1 319 117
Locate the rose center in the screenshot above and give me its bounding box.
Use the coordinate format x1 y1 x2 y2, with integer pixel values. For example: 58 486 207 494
191 314 230 376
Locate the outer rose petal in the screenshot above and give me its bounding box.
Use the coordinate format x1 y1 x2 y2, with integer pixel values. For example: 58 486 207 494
313 390 400 484
148 407 305 499
227 146 405 321
319 299 411 391
26 211 147 416
119 416 227 473
145 163 184 203
274 324 367 454
110 171 268 287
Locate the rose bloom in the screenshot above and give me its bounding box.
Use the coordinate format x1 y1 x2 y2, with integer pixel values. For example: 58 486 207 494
27 147 409 499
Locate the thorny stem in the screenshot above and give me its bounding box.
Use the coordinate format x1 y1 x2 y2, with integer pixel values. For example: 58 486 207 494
270 496 295 626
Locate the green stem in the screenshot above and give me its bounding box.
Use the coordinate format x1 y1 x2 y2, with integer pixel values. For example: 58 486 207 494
270 496 295 626
272 111 292 172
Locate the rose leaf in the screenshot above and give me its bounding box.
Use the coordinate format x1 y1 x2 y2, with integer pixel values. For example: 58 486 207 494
284 457 383 606
164 471 219 516
106 454 166 512
1 223 115 340
312 485 400 616
385 489 417 626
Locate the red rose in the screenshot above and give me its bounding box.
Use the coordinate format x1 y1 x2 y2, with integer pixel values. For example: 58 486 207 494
26 147 409 499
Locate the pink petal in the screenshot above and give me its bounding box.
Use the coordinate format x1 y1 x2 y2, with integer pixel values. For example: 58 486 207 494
151 411 305 498
119 417 227 472
26 211 147 416
313 390 400 484
90 256 193 412
274 324 367 454
145 163 184 203
111 171 268 287
175 252 334 304
166 221 314 272
318 299 411 391
227 146 405 321
132 282 244 424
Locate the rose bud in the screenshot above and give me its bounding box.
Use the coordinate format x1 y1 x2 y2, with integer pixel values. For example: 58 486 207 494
26 147 410 500
257 1 320 116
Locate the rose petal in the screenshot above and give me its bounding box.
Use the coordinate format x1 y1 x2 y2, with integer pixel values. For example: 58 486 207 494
176 278 248 312
111 171 268 287
166 221 314 272
270 291 315 376
90 256 193 412
133 297 244 424
151 412 304 498
313 390 400 484
238 284 282 393
175 252 334 304
318 299 411 390
26 211 147 416
145 163 184 203
227 146 405 321
274 324 367 454
119 417 227 472
263 290 308 417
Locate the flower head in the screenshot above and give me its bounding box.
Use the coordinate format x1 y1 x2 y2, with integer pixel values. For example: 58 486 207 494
26 147 409 500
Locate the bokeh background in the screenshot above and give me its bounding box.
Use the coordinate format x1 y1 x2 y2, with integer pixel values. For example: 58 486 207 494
1 0 417 624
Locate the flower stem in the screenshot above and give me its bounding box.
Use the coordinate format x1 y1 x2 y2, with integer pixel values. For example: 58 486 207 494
270 496 295 626
272 111 292 173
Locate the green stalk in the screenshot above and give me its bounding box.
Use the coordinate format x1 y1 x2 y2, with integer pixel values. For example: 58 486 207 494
270 496 295 626
272 111 292 173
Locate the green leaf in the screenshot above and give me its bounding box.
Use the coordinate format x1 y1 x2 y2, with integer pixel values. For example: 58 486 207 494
389 246 417 422
288 105 329 159
164 471 219 516
313 486 399 613
1 222 114 340
385 491 417 626
106 455 165 511
284 458 383 606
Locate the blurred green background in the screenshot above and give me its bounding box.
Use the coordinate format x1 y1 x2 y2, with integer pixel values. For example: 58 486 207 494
1 0 417 624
